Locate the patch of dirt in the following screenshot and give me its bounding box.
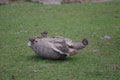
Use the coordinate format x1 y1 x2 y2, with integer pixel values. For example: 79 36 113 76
91 0 113 2
114 15 119 18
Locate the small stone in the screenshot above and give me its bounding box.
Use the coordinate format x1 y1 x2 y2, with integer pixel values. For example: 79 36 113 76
104 35 111 39
34 70 39 72
92 49 98 52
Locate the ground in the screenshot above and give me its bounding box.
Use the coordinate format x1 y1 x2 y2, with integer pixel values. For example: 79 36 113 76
0 1 120 80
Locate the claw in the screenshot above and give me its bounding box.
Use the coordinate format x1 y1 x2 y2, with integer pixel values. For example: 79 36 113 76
82 38 88 46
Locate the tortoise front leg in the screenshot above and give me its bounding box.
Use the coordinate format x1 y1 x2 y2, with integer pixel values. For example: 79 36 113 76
70 38 88 50
41 30 48 38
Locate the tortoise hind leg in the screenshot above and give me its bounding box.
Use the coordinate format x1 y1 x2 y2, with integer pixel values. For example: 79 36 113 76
60 40 69 53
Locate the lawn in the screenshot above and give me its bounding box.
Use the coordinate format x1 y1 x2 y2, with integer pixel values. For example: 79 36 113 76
0 1 120 80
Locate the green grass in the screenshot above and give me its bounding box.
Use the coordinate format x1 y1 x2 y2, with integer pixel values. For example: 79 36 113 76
0 1 120 80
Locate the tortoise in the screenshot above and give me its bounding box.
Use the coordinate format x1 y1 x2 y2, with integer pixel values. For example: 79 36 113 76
28 31 88 60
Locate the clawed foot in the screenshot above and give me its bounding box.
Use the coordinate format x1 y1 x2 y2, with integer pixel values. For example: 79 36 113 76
82 38 88 46
41 30 48 37
68 49 77 56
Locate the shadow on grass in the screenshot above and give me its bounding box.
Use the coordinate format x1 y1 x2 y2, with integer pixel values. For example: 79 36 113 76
27 54 77 62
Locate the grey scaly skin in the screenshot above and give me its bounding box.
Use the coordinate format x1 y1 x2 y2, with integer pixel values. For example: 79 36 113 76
28 37 67 60
28 31 88 60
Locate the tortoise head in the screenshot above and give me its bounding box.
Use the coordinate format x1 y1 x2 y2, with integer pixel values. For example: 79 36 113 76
28 36 41 47
29 36 36 42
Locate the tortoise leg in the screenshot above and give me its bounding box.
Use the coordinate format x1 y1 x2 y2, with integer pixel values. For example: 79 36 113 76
41 30 48 38
68 49 78 56
28 36 36 45
82 38 88 46
60 40 69 53
71 38 88 50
